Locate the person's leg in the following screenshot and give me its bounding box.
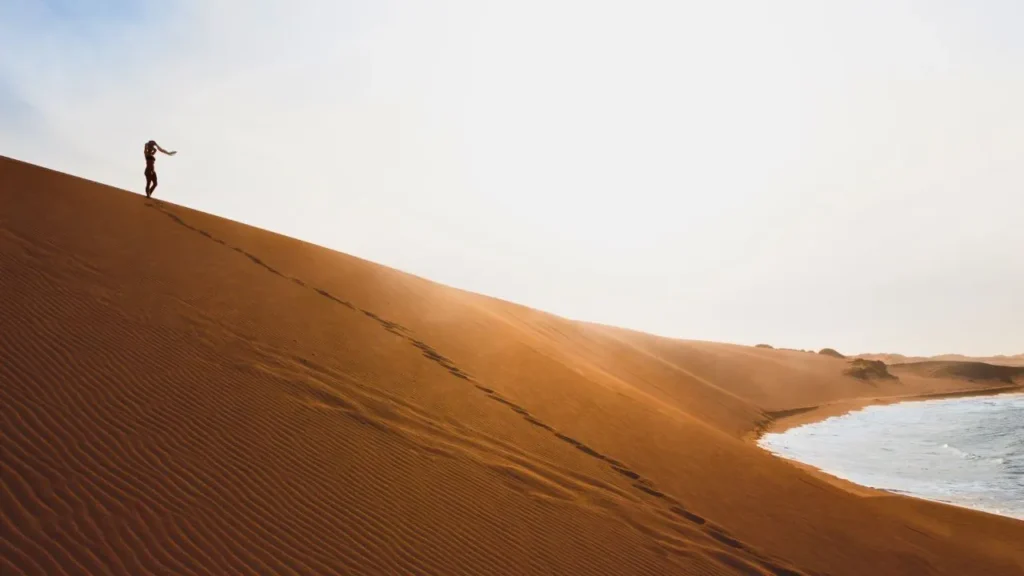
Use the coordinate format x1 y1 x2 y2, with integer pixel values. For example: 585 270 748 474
145 171 157 197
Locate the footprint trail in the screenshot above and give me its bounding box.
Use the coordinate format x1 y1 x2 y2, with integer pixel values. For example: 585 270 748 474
147 201 811 576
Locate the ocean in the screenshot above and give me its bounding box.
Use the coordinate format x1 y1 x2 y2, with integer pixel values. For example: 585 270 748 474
758 393 1024 520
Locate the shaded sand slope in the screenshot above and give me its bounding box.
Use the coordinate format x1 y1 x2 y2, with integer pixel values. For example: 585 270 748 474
2 156 1022 576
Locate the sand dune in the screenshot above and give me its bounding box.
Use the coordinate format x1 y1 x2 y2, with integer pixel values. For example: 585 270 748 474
890 361 1024 384
857 352 1024 367
2 155 1022 575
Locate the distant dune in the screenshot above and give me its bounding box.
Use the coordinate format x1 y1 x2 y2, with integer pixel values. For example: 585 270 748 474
3 155 1022 576
857 352 1024 367
890 361 1024 385
843 358 896 381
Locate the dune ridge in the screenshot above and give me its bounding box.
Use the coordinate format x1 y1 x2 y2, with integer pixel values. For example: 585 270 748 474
3 155 1023 575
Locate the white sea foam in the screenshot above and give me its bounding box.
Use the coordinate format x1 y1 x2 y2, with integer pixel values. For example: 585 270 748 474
759 393 1024 520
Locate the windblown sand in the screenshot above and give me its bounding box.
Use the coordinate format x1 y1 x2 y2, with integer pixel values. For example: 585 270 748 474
2 155 1022 575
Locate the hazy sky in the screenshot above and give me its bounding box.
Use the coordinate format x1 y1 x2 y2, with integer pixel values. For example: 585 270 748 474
2 1 1022 356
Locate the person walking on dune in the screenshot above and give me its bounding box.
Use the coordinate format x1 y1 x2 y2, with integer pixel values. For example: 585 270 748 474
144 140 176 198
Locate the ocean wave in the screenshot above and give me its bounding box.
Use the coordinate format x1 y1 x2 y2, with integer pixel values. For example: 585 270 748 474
759 393 1024 520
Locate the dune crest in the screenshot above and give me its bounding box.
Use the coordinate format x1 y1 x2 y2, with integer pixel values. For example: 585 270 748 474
3 155 1022 575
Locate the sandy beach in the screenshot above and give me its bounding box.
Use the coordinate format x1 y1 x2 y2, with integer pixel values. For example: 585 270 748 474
3 155 1022 575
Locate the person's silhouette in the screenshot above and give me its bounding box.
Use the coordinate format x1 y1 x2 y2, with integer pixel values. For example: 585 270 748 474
144 140 176 198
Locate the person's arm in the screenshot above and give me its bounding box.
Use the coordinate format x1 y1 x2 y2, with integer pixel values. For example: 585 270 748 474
154 143 177 156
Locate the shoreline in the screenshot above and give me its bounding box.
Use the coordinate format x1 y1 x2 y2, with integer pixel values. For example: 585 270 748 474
755 383 1023 520
758 382 1024 436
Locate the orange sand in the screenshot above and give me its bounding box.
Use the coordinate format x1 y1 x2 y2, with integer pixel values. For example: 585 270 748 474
2 155 1022 575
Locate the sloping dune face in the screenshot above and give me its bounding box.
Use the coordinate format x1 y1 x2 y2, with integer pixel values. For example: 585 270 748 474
2 156 1022 576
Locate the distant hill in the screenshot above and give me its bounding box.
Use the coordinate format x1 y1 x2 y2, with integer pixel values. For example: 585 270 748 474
855 353 1024 367
889 361 1024 384
844 358 896 381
